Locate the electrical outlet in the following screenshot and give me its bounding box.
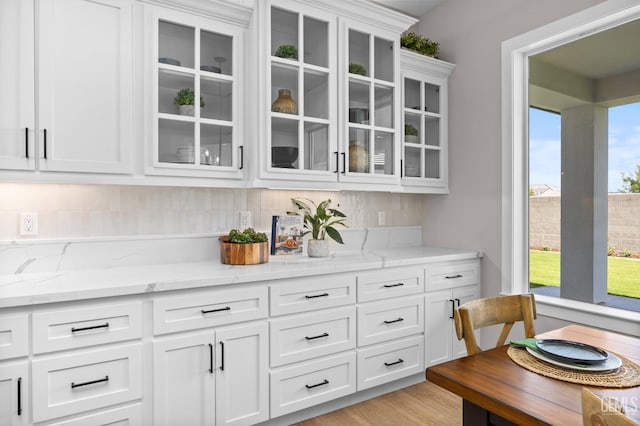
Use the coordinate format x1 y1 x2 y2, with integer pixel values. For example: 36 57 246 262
20 212 38 236
377 211 385 226
239 211 252 229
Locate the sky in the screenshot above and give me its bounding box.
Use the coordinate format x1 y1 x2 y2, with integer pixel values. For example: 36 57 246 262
529 102 640 192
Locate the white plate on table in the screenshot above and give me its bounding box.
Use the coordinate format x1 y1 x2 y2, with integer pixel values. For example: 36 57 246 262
526 347 622 371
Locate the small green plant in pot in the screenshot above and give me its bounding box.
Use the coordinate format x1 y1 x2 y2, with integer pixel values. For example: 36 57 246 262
348 63 367 76
400 31 440 58
289 198 347 258
274 44 298 59
174 88 205 116
405 124 419 142
219 227 269 265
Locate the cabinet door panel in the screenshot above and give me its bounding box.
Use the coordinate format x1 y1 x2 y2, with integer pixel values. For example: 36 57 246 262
451 285 480 359
153 333 215 426
38 0 132 174
215 322 268 426
424 289 454 366
0 362 29 426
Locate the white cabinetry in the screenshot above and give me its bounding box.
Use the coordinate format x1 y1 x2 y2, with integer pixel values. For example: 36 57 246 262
424 260 480 366
0 362 28 426
400 49 455 193
144 3 248 180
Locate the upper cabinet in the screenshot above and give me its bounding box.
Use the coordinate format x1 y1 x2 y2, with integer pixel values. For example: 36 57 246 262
0 0 133 175
252 0 415 190
400 50 454 193
143 3 249 180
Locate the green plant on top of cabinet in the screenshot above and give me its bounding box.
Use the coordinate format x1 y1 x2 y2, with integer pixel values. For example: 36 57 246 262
0 0 133 175
400 49 454 193
146 5 246 180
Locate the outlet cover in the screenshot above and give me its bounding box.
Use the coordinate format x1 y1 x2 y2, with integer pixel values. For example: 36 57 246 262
20 212 38 236
377 211 385 226
239 211 252 228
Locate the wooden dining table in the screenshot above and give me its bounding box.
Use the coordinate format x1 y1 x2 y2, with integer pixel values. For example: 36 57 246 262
426 325 640 425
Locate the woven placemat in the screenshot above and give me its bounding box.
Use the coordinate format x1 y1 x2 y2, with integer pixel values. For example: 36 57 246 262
507 346 640 388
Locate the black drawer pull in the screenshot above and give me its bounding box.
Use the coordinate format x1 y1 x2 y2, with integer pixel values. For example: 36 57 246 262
201 306 231 314
445 274 463 279
384 358 404 367
25 128 29 159
305 332 329 340
43 129 47 159
384 317 404 324
71 375 109 389
383 282 404 288
305 293 329 299
449 299 455 319
71 322 109 333
305 379 329 389
17 377 22 415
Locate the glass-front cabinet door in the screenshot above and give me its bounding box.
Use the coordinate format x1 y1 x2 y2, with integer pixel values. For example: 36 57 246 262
263 1 336 181
147 7 244 179
400 49 454 193
341 19 400 184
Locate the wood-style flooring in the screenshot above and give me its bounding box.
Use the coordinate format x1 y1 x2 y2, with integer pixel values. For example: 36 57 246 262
294 380 462 426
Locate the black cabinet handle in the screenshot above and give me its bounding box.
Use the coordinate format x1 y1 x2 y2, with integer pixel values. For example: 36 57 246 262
383 282 404 288
305 379 329 389
341 152 346 174
43 129 47 159
17 377 22 415
71 322 109 333
239 146 244 169
384 358 404 367
455 298 461 308
333 151 339 173
209 343 214 374
305 292 329 299
201 306 231 314
305 332 329 340
383 317 404 324
220 341 224 371
71 375 109 389
400 159 403 178
445 274 463 279
449 299 455 319
25 128 29 159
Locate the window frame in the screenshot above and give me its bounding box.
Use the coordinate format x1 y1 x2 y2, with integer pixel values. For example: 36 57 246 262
501 0 640 334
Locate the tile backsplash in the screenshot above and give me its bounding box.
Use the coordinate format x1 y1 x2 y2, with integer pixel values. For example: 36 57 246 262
0 183 426 240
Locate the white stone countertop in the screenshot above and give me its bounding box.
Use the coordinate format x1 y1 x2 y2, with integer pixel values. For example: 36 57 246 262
0 246 481 308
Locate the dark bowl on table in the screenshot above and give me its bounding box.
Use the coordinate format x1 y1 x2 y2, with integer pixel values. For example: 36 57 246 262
272 147 298 168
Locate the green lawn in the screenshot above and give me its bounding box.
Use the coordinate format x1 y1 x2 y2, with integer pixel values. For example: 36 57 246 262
529 250 640 298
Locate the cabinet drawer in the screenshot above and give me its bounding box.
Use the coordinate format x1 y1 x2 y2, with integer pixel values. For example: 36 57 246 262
48 404 142 426
153 285 268 335
425 260 479 291
33 302 142 354
270 306 356 367
357 267 423 302
357 335 424 391
0 314 28 360
357 295 424 347
32 344 142 422
270 352 356 418
269 274 356 316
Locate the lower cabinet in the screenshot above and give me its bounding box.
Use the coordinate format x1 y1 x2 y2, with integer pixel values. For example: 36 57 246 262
47 404 142 426
357 335 424 391
153 321 268 426
0 361 29 426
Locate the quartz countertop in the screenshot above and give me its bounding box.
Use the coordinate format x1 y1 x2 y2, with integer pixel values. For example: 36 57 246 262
0 246 481 308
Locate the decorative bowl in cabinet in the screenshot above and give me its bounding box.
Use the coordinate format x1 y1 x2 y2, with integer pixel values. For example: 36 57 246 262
272 147 298 168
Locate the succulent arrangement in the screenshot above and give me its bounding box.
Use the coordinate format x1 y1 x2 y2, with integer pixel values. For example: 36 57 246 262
405 124 418 136
227 227 268 244
274 44 298 59
348 63 367 76
289 198 347 244
174 88 205 108
400 32 440 58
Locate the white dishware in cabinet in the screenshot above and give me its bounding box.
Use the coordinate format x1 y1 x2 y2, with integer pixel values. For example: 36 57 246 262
356 335 424 391
0 361 29 425
31 343 142 422
357 295 425 347
0 314 29 361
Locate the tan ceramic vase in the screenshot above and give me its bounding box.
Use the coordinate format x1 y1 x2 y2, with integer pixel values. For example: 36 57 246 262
272 89 297 114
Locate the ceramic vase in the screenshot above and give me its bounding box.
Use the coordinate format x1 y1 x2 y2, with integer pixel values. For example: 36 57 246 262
307 239 329 258
272 89 297 114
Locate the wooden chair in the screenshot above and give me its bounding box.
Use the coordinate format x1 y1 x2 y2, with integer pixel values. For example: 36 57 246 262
582 388 637 426
454 294 537 356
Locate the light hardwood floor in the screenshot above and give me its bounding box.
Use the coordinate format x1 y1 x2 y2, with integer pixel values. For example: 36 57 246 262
295 380 462 426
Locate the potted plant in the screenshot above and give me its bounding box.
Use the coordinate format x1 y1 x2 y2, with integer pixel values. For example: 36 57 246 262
348 63 367 76
405 124 419 143
174 88 205 116
274 44 297 59
219 227 269 265
400 31 440 58
289 198 347 258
